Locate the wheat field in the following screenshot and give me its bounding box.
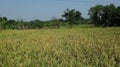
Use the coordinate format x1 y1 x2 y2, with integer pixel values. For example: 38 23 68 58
0 27 120 67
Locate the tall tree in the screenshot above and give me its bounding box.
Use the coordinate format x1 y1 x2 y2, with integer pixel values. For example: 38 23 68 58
89 4 120 27
88 5 104 26
102 4 116 26
51 17 60 28
115 6 120 26
62 9 82 28
0 16 8 29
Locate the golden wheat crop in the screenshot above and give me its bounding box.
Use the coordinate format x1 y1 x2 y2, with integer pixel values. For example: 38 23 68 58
0 27 120 67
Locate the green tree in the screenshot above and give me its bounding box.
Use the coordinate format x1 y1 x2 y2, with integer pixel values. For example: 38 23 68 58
31 19 44 29
0 17 2 29
6 20 17 29
88 5 104 26
115 6 120 26
89 4 120 27
51 17 60 28
102 4 116 26
62 9 82 28
0 16 8 29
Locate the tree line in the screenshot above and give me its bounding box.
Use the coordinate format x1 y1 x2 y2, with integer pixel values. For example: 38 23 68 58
0 17 62 29
0 14 86 29
89 4 120 27
0 4 120 29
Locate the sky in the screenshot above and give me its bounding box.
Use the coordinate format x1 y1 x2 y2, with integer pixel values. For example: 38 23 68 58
0 0 120 21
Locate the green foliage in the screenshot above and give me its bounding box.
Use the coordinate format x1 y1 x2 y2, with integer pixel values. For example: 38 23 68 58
62 9 82 28
50 17 60 28
89 4 120 27
5 20 17 29
88 5 104 26
0 16 62 29
115 6 120 26
30 19 44 29
0 16 7 29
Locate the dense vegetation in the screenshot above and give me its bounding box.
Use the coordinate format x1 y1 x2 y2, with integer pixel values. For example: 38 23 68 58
0 27 120 67
62 9 83 28
89 4 120 27
0 3 120 67
0 4 119 30
0 17 60 29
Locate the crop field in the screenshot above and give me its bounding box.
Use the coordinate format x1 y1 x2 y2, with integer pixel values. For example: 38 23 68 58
0 27 120 67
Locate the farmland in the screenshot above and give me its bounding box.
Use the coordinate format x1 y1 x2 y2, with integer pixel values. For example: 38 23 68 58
0 27 120 67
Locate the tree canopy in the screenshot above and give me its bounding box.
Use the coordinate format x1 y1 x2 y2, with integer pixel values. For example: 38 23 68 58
89 4 120 27
62 9 82 28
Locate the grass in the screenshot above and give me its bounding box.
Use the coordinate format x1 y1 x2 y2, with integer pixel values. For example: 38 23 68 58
0 27 120 67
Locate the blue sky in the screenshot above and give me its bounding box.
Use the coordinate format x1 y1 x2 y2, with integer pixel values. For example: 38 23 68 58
0 0 120 21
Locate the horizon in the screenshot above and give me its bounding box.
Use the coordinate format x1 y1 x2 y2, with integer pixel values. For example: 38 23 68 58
0 0 120 21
